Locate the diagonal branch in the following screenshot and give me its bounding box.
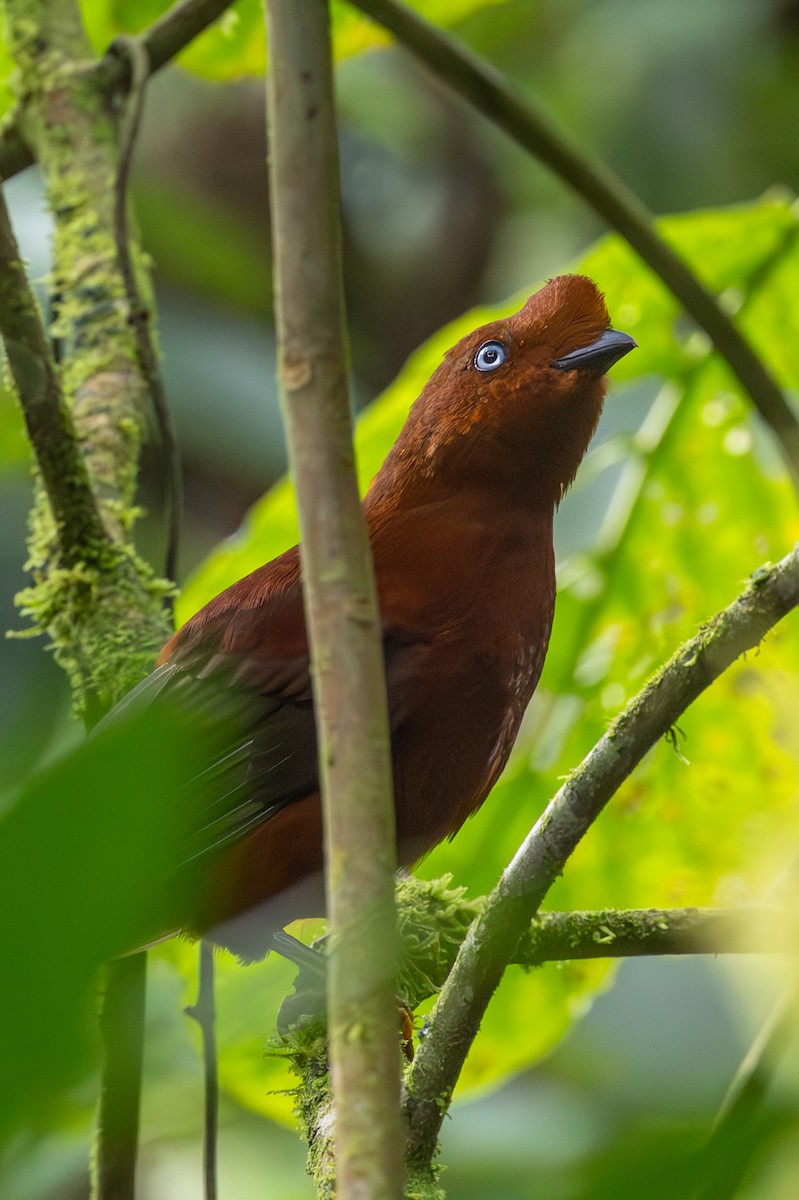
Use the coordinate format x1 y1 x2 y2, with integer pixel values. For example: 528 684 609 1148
404 541 799 1169
0 185 107 566
349 0 799 490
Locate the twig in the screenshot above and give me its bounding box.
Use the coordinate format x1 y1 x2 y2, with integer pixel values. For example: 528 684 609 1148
0 0 239 179
109 34 182 586
0 183 107 566
264 1 403 1197
94 956 147 1200
185 943 218 1200
350 0 799 490
404 542 799 1169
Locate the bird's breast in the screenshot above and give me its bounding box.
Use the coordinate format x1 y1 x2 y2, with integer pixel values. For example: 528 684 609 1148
374 495 556 860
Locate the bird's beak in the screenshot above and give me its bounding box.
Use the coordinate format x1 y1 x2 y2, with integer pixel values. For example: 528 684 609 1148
550 328 637 374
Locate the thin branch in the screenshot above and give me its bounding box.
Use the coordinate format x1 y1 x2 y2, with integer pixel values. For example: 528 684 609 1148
264 2 403 1198
133 0 238 75
185 943 218 1200
0 0 239 179
110 35 182 586
349 0 799 490
711 990 795 1133
404 542 799 1169
0 184 108 566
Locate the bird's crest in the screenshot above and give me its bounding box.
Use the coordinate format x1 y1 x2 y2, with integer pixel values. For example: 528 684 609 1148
513 274 610 359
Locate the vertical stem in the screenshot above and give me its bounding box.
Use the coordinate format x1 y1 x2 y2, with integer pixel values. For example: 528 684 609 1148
264 2 404 1197
186 942 219 1200
94 955 147 1200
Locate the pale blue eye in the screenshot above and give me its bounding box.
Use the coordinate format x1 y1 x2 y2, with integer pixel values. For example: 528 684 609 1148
474 340 507 372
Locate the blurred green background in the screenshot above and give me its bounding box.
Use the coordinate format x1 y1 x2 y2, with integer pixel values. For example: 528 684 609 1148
2 0 799 1196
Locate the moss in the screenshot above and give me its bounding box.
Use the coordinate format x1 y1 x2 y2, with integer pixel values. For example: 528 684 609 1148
270 1025 336 1195
15 553 171 712
395 874 484 1009
14 484 172 714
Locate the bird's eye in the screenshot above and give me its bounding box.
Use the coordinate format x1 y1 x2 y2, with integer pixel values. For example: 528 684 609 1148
473 340 507 372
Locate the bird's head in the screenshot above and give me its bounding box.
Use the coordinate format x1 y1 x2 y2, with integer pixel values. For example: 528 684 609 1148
372 275 635 509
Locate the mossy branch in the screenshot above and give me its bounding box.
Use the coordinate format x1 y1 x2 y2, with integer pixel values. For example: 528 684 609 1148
404 542 799 1170
0 184 106 566
285 876 799 1017
350 0 799 490
5 0 172 717
393 878 799 1008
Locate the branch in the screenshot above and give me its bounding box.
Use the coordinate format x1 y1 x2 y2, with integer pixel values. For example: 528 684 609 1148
517 907 797 965
0 0 239 179
129 0 238 76
0 184 107 566
404 542 799 1169
349 0 799 490
388 877 799 1011
264 2 403 1197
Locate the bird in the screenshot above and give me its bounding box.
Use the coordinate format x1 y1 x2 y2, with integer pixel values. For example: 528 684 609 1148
137 274 635 961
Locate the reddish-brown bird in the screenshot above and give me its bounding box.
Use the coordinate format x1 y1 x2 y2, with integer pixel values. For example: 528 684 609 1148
146 275 634 958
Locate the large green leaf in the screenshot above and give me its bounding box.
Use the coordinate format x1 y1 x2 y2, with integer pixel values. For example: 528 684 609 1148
175 195 799 1113
0 702 221 1141
80 0 511 81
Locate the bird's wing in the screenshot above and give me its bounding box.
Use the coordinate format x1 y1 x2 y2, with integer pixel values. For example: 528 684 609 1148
138 546 419 867
143 549 321 865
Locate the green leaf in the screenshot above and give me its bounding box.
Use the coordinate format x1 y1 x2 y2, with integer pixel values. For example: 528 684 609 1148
176 195 799 1109
0 703 219 1140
